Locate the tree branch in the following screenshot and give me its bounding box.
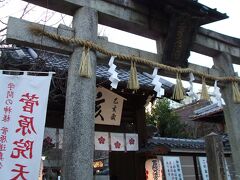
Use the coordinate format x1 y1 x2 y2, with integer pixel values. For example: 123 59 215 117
19 3 35 19
0 27 7 33
0 19 7 25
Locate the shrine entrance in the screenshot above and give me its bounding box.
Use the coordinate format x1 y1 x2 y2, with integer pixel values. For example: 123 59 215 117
5 0 240 179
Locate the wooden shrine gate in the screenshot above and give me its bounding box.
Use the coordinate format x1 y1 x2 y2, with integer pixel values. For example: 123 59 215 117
6 0 240 179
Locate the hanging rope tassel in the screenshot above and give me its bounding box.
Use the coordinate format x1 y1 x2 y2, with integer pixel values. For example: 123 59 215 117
201 77 210 100
78 47 92 78
172 73 184 100
232 81 240 103
128 61 139 90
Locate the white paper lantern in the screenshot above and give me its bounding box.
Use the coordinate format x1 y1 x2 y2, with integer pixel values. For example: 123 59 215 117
145 159 163 180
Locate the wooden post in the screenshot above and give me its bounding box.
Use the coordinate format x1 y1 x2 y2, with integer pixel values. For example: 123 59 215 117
55 128 59 149
193 156 199 180
62 7 98 180
205 133 227 180
213 53 240 179
135 98 147 180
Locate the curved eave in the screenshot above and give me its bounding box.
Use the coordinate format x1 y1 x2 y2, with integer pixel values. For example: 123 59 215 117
191 109 224 123
134 0 228 25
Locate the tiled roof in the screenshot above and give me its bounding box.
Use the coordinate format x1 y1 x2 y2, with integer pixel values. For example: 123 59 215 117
142 135 231 153
147 137 205 150
0 47 173 90
191 103 223 120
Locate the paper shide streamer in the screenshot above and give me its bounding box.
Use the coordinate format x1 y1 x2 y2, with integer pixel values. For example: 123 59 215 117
30 26 240 103
151 67 164 98
108 56 120 89
187 73 198 102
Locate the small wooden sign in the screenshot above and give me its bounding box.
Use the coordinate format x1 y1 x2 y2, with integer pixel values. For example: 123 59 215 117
95 87 125 126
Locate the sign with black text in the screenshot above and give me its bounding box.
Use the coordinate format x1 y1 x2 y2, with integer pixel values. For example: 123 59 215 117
163 156 184 180
95 87 125 126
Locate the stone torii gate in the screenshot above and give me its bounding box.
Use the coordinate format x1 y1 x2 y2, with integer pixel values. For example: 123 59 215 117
9 4 99 180
6 0 240 179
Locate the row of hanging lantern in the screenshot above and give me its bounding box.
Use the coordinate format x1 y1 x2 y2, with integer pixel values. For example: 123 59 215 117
29 26 240 104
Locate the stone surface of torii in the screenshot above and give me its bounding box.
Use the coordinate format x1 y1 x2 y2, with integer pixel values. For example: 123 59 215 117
7 1 240 63
6 17 222 83
213 54 240 179
10 6 98 180
60 8 97 180
5 0 240 179
16 0 228 68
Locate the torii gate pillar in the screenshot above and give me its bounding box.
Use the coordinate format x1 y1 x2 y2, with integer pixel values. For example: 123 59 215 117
213 53 240 179
62 7 97 179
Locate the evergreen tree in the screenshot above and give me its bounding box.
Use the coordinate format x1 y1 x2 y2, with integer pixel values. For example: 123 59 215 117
146 98 190 138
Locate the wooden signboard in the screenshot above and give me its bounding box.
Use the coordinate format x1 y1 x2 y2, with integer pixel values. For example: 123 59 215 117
95 87 125 126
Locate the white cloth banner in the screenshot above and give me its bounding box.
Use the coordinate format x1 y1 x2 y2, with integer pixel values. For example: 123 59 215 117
151 68 165 98
125 133 138 151
163 156 184 180
198 157 231 180
225 159 232 180
95 132 139 151
0 73 52 180
95 132 109 151
110 133 124 151
198 157 209 180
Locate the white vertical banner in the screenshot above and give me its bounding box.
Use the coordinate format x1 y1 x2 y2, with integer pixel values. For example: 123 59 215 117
0 73 52 180
163 156 184 180
225 159 232 180
198 157 209 180
95 131 109 151
198 157 231 180
125 133 138 151
110 133 124 151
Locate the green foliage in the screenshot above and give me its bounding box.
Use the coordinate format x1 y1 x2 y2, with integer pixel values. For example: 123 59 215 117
146 98 190 138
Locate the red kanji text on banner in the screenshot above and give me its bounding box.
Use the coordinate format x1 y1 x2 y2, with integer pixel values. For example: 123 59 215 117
0 72 52 180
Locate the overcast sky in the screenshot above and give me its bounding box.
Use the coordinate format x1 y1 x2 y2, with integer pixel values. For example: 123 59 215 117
1 1 239 37
199 0 240 38
1 1 239 42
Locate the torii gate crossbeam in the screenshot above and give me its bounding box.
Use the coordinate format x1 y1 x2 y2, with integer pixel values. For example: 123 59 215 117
6 0 240 179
